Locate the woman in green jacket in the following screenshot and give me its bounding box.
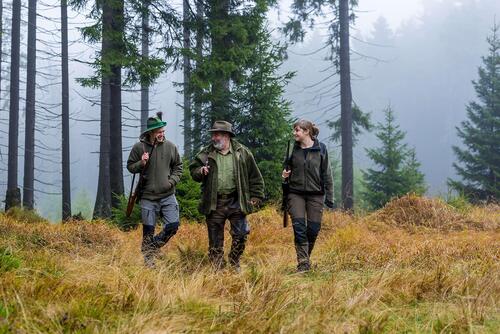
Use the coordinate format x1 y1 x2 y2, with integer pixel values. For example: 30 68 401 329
282 119 334 272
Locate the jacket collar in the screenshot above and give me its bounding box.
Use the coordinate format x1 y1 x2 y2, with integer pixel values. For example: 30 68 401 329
139 134 166 147
205 139 242 161
205 139 242 153
294 139 320 151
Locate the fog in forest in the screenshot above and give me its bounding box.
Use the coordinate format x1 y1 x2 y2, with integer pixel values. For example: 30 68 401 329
0 0 498 219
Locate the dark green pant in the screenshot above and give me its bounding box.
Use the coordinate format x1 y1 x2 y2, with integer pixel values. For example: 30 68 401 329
287 193 324 270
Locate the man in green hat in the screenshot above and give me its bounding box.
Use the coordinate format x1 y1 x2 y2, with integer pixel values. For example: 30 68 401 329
189 120 265 272
127 112 183 267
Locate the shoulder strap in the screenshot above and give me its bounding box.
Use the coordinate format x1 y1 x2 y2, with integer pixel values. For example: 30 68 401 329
287 141 294 161
319 141 327 190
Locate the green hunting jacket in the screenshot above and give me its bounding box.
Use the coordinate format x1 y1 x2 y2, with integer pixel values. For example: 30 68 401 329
127 136 183 201
189 139 265 215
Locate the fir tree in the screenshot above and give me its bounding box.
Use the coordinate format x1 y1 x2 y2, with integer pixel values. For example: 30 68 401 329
402 149 427 196
363 107 426 209
188 0 293 200
449 24 500 202
233 23 294 201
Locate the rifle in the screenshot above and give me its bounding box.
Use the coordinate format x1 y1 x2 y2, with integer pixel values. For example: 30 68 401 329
126 139 157 217
281 140 292 227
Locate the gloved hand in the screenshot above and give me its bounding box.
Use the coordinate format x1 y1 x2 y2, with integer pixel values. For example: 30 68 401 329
324 199 335 209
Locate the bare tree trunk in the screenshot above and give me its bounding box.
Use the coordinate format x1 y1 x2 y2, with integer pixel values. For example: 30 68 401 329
339 0 353 211
0 0 3 109
183 0 192 158
140 0 149 133
61 0 71 220
209 0 231 123
5 0 22 210
94 77 112 218
192 0 203 154
23 0 37 210
93 1 113 219
109 0 124 208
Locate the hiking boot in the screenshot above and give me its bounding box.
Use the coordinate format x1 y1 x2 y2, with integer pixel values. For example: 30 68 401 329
209 251 226 271
297 261 311 272
144 253 156 269
295 242 310 272
229 260 242 273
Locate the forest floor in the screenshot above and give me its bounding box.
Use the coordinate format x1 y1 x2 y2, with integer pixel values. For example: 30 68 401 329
0 195 499 333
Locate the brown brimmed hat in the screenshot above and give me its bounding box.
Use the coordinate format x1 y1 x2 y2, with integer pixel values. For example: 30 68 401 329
208 120 235 137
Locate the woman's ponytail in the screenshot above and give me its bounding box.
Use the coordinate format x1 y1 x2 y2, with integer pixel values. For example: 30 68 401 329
293 119 320 140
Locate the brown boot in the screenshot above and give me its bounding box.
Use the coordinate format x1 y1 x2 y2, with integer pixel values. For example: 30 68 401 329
295 243 310 272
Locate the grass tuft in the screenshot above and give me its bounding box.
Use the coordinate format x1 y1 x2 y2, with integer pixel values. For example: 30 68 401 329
0 197 498 332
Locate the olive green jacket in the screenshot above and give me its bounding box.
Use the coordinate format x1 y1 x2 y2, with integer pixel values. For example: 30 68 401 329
189 139 265 215
127 137 183 201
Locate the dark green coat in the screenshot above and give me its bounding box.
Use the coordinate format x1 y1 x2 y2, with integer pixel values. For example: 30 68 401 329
287 139 334 204
127 137 183 201
189 139 265 215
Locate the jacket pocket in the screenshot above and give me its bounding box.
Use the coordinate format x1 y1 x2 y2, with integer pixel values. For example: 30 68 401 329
157 179 173 194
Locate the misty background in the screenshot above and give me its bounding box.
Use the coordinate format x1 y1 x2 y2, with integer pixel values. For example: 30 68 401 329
0 0 498 220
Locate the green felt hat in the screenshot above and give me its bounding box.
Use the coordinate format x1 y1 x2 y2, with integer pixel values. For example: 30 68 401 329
142 112 167 136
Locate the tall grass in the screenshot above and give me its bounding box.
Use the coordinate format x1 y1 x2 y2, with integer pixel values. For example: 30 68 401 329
0 196 498 333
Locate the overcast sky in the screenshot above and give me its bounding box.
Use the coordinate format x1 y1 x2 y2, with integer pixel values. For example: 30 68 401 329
355 0 424 33
272 0 425 36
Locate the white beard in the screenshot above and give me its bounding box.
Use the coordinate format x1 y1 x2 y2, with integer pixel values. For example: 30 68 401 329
213 140 224 151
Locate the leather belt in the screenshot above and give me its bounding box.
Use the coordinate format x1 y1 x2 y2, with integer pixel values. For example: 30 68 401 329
217 191 237 200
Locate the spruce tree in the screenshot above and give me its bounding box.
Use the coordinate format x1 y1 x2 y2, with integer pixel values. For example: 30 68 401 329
71 0 177 217
449 24 499 202
363 107 426 209
188 0 293 200
233 23 294 201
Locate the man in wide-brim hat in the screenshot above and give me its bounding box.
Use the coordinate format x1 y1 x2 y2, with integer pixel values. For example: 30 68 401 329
189 120 265 272
127 113 183 268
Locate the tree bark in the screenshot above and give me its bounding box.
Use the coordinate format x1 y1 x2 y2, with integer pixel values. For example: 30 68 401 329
0 0 3 110
192 0 204 154
5 0 22 210
109 0 124 208
94 77 112 219
93 0 113 218
209 0 231 123
140 0 149 133
183 0 192 158
339 0 354 211
61 0 71 220
23 0 37 210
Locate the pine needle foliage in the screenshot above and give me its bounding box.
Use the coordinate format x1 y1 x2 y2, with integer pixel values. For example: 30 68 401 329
362 107 426 209
449 23 500 203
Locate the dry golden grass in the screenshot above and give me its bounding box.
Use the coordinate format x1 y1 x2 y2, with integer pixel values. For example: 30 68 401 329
370 194 499 231
0 197 499 333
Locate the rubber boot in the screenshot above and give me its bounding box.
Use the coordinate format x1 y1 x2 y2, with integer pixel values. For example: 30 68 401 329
153 222 179 248
142 224 156 268
207 226 225 271
295 243 310 272
228 235 247 273
307 221 321 259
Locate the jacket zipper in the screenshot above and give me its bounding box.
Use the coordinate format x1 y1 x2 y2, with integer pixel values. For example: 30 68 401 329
303 151 307 192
